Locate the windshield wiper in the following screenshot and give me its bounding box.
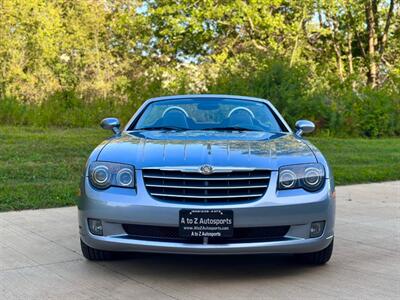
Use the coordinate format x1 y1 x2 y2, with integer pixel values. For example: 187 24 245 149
138 126 188 131
202 126 258 132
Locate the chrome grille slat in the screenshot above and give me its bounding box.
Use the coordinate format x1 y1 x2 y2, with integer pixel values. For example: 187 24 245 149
143 168 271 204
150 193 264 199
146 184 268 189
143 175 269 180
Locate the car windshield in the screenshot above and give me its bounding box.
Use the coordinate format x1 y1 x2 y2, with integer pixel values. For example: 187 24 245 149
133 98 285 132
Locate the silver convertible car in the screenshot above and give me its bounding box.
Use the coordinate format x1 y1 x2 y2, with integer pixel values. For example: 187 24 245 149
78 95 335 264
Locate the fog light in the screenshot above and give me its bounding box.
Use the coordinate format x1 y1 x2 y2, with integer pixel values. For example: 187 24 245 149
310 221 325 238
88 218 103 236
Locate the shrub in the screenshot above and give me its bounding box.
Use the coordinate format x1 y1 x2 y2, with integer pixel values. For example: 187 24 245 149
1 57 399 137
208 56 400 137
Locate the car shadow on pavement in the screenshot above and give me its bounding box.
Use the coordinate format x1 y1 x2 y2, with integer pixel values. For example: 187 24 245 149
95 252 323 281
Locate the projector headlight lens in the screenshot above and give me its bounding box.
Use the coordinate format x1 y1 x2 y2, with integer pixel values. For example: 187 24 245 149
302 166 324 191
89 162 135 189
278 163 325 192
90 165 111 189
279 169 298 189
116 168 134 187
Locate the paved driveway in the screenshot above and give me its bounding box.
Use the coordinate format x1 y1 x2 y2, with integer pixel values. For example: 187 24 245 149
0 182 399 299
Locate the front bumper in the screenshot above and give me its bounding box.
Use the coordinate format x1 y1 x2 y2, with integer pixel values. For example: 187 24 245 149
78 171 335 255
80 232 333 255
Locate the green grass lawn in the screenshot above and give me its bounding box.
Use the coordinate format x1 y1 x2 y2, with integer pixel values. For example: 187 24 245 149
0 126 399 211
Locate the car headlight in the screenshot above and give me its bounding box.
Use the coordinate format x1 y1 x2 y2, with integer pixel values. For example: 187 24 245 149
278 163 325 192
89 162 135 189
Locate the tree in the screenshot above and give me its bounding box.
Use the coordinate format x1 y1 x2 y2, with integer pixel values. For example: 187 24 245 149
306 0 398 87
0 0 399 103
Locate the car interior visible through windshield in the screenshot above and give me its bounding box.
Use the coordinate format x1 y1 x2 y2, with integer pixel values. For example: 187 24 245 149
132 98 286 132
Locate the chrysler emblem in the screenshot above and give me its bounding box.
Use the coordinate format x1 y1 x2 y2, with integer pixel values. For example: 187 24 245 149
200 165 213 175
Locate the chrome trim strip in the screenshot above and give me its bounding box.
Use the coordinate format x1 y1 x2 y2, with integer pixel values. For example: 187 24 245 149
143 175 270 181
161 106 189 117
150 193 263 199
146 184 268 189
143 166 258 173
227 107 255 118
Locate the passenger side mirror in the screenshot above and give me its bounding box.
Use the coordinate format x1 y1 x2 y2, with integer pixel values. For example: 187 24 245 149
101 117 121 135
295 120 315 136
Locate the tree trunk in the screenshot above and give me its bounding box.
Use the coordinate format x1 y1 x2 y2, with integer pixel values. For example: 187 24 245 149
347 32 353 75
333 44 344 82
331 13 344 82
290 6 307 67
365 0 378 88
379 0 395 55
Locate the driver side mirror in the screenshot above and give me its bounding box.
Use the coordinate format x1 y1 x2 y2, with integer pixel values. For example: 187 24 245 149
295 120 315 136
101 117 121 135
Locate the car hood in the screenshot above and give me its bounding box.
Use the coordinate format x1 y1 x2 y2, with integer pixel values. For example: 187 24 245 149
97 131 316 170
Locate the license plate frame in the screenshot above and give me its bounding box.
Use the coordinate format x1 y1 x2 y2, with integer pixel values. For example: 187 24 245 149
179 209 234 238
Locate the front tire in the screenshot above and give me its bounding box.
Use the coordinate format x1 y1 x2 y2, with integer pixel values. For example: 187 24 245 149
297 239 334 265
80 239 115 261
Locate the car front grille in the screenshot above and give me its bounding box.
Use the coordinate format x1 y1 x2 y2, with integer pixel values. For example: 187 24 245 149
142 168 271 204
121 224 290 244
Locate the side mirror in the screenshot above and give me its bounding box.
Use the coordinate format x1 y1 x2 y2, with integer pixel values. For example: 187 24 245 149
101 117 121 134
295 120 315 136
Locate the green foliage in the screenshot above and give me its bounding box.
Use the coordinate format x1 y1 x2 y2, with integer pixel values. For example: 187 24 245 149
209 56 317 125
208 56 400 137
0 91 146 127
0 1 399 137
1 56 399 137
329 87 400 137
